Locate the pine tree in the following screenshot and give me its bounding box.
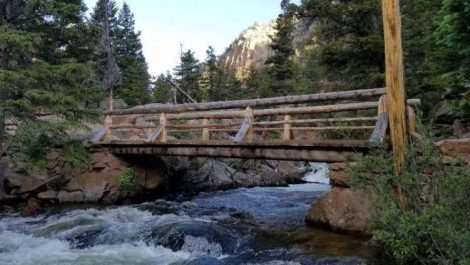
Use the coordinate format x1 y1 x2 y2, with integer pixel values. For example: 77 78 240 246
153 73 172 103
300 0 384 91
200 46 222 101
115 2 150 106
264 0 297 96
91 0 120 110
173 49 201 102
0 0 102 167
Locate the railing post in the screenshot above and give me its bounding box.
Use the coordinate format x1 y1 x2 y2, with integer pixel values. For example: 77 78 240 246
202 118 210 141
245 107 254 142
283 115 292 141
407 106 416 133
103 115 112 141
158 113 167 143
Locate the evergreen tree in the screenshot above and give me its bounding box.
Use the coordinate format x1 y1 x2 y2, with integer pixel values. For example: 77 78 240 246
0 0 102 167
91 0 120 109
153 73 172 103
200 46 222 101
173 49 201 102
300 0 384 91
264 0 297 96
115 2 150 106
90 0 118 38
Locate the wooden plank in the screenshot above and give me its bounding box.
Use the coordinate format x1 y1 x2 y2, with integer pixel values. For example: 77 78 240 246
108 146 360 162
91 126 110 143
369 113 389 143
292 126 375 131
92 139 371 148
145 124 165 143
106 88 387 115
151 99 420 120
234 119 252 143
255 117 378 126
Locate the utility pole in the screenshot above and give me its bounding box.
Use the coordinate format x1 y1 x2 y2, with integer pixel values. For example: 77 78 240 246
381 0 407 205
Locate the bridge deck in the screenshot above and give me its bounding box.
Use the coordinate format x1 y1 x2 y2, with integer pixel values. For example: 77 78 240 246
91 139 375 162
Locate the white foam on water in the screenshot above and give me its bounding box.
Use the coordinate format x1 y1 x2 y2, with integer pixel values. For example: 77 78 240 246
181 235 223 257
0 231 190 265
303 162 330 184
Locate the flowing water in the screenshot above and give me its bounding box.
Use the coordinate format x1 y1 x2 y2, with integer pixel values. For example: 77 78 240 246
0 184 379 265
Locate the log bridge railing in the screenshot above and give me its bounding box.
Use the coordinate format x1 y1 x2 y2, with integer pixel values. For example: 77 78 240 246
91 88 420 162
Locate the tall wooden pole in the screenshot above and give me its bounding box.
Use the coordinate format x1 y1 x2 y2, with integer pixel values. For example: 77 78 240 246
382 0 407 175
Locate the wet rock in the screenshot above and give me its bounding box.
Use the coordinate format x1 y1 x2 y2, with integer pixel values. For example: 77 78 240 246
21 198 41 216
37 190 58 200
150 221 237 254
306 187 375 234
314 257 366 265
57 190 85 203
185 257 225 265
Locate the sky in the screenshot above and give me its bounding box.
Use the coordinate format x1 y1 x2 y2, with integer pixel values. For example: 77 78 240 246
83 0 300 77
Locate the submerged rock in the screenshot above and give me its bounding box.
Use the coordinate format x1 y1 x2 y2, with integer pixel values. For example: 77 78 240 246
150 220 237 255
185 257 225 265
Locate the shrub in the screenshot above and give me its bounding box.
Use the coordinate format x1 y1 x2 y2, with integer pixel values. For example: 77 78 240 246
117 168 142 193
349 126 470 264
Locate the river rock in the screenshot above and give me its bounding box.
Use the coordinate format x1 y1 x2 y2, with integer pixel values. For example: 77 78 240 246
306 187 375 234
21 198 41 216
150 221 237 255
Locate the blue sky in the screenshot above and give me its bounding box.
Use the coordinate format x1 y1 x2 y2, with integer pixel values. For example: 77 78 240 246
84 0 299 77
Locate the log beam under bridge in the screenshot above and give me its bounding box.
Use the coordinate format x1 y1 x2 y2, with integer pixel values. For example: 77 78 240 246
91 140 371 162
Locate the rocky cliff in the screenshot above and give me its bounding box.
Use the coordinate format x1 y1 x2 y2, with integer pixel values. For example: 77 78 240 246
218 19 315 80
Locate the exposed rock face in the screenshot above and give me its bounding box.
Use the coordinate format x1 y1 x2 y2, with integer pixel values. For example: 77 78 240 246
436 138 470 164
218 19 315 79
305 187 375 234
167 157 307 192
0 151 167 210
219 22 276 78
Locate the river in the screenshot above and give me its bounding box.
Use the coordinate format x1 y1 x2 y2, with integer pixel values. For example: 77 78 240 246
0 183 380 265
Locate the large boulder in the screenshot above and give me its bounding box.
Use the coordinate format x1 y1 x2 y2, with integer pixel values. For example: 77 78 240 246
305 187 375 234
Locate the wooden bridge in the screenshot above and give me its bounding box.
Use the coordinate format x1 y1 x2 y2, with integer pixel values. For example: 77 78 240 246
90 88 419 162
92 0 414 173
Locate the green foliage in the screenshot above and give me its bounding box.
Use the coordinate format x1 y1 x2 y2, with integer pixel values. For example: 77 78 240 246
0 0 102 169
300 0 384 91
117 167 142 193
200 46 223 101
348 124 470 264
153 73 172 103
264 0 297 96
114 2 150 106
173 49 202 102
11 120 90 169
